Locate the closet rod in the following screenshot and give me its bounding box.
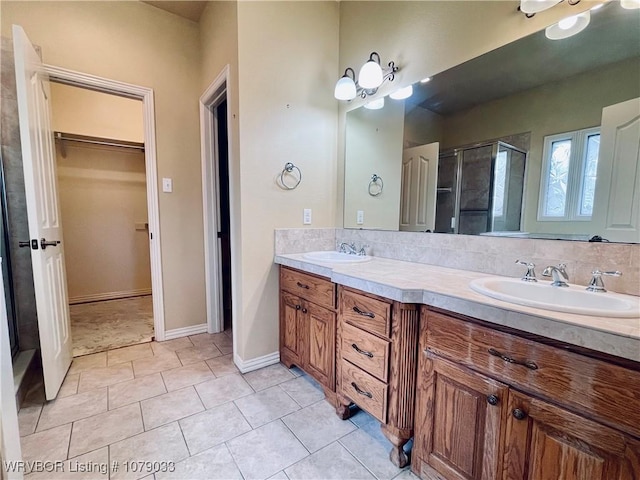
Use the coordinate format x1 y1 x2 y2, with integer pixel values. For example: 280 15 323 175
54 132 145 151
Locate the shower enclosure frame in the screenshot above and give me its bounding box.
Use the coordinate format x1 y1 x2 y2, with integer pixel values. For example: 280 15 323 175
440 140 528 235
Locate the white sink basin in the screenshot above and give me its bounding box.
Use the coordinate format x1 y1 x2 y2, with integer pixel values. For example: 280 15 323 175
469 277 640 318
302 251 372 264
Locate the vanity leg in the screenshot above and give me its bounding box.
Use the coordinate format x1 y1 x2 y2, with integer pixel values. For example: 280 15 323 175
335 395 352 420
381 424 411 468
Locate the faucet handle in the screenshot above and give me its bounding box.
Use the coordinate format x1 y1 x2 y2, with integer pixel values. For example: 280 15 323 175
357 244 370 256
586 270 622 293
515 259 537 282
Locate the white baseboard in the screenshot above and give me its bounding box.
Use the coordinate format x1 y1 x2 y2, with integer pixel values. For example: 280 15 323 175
69 288 152 305
163 323 208 341
234 351 280 374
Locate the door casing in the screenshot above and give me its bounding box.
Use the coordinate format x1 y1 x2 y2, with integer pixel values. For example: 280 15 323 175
43 64 166 340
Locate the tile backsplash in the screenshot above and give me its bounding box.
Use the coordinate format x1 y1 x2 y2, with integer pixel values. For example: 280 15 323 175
275 228 639 297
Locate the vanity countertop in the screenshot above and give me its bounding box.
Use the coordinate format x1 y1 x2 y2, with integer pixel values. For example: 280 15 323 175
274 253 640 363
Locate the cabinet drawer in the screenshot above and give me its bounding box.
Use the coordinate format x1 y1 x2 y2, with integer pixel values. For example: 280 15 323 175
342 322 390 382
424 310 640 438
341 289 391 338
342 360 388 423
281 267 335 309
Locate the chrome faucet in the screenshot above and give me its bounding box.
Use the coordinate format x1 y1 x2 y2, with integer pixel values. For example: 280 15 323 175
357 244 370 256
586 269 622 293
339 242 357 255
542 263 569 287
515 260 537 282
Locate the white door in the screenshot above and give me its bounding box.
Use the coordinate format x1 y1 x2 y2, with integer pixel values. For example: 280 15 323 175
13 25 72 400
591 98 640 243
0 260 23 480
400 142 439 232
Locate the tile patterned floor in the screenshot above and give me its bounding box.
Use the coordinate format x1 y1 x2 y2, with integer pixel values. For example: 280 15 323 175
18 329 419 480
70 296 155 357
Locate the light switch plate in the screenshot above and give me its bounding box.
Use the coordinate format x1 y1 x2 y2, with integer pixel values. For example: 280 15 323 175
162 178 173 193
356 210 364 225
303 208 312 225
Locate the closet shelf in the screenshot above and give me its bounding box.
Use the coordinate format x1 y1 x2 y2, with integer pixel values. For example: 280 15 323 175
54 132 145 155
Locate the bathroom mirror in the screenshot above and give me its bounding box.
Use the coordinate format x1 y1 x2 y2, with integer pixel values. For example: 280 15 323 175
343 3 640 242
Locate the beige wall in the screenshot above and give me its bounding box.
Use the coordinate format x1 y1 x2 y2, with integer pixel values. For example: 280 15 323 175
57 145 151 302
199 1 244 348
344 101 405 229
235 1 339 360
440 57 640 235
50 83 144 142
1 1 206 331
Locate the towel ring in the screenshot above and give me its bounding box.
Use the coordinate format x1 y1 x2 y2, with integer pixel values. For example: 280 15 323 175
368 174 383 196
278 162 302 190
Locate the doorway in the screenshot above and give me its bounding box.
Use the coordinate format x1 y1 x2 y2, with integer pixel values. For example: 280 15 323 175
201 65 235 345
215 99 232 331
50 82 154 356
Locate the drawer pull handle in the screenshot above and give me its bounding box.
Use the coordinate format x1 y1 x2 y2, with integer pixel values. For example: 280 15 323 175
351 382 373 399
512 408 527 421
351 343 374 358
296 282 310 289
486 394 499 406
488 348 538 370
353 306 375 318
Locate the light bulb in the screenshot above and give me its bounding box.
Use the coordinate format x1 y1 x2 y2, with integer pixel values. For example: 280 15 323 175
420 77 431 83
558 15 578 30
621 0 640 8
389 85 413 100
359 60 383 89
334 75 357 101
545 11 590 40
520 0 560 14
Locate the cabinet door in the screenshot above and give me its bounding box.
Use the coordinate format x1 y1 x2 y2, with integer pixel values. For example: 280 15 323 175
280 291 303 367
503 390 640 480
304 302 336 391
415 352 508 480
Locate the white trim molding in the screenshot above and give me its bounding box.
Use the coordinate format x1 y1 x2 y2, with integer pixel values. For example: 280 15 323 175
163 323 208 341
42 64 166 341
234 351 280 374
69 289 152 305
200 65 237 343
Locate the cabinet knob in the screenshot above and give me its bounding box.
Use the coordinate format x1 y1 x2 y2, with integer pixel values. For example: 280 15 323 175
295 305 301 310
512 408 527 420
301 308 307 314
486 394 499 406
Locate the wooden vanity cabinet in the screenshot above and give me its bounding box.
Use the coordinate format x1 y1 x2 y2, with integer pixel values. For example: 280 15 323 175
335 286 420 468
279 267 337 395
413 308 640 480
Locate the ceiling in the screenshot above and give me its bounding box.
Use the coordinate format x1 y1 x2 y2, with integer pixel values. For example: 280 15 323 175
141 1 208 22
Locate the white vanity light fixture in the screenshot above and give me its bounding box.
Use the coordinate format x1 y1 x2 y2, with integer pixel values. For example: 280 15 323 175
520 0 561 15
334 68 358 101
334 51 398 101
389 85 413 100
545 10 591 39
364 97 385 110
420 77 431 83
621 0 640 8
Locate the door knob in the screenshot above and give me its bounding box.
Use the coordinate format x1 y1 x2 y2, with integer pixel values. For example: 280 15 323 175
19 239 38 249
40 238 61 250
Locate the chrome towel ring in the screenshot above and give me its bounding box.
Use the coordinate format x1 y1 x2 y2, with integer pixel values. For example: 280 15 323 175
368 174 383 196
278 162 302 190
